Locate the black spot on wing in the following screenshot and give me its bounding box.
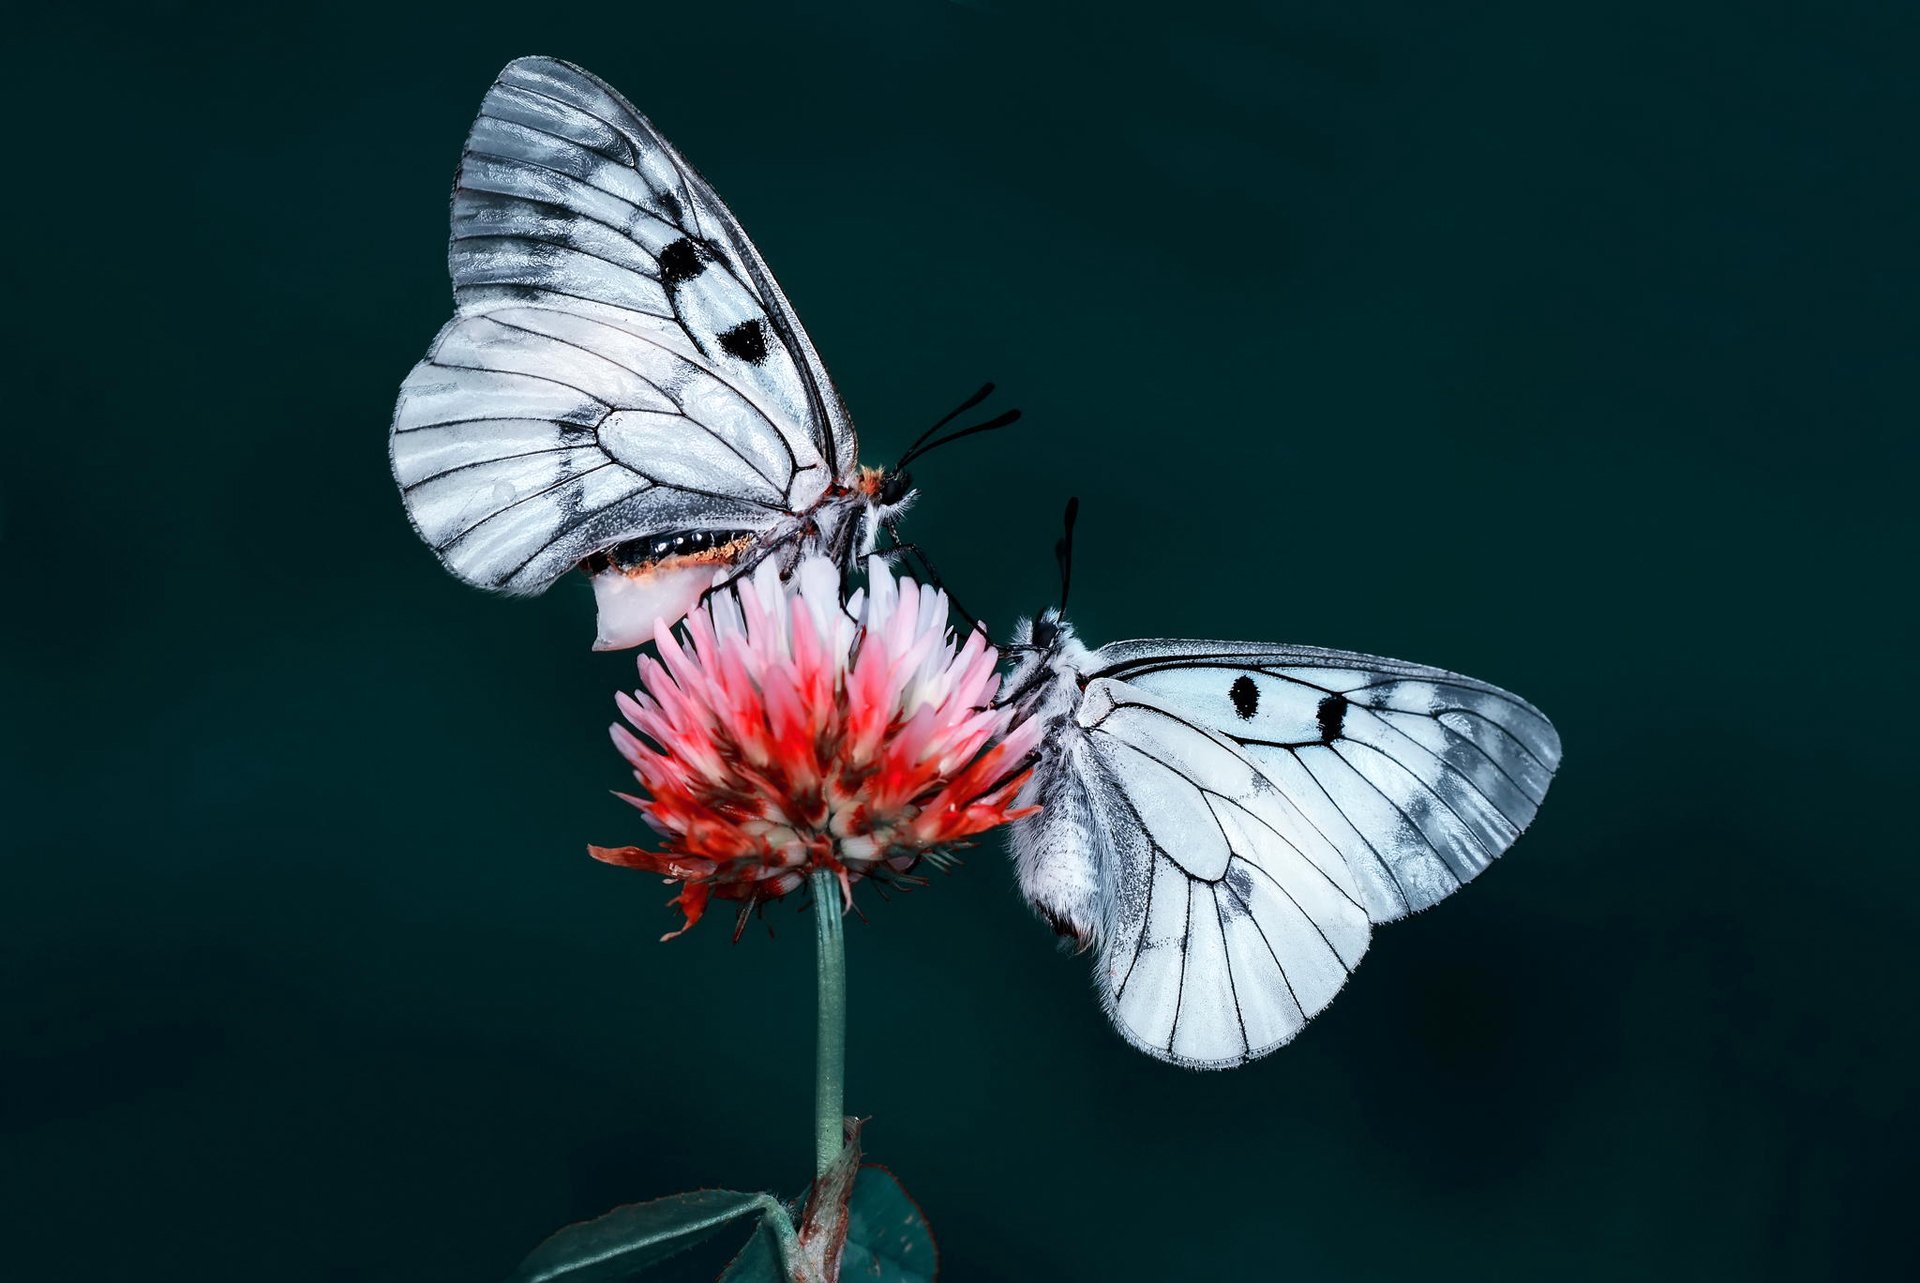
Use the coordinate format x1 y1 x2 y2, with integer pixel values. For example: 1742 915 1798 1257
1317 693 1349 743
657 237 706 286
718 318 769 365
657 189 682 222
1230 675 1259 721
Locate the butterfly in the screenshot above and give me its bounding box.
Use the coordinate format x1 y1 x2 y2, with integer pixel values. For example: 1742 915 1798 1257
1002 502 1561 1068
389 57 1010 647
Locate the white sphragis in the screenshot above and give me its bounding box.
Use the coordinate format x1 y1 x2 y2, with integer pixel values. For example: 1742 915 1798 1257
1004 600 1560 1070
390 58 994 648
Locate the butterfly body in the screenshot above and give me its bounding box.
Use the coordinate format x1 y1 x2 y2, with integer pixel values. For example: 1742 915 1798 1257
390 57 918 647
1002 616 1105 947
1005 607 1561 1069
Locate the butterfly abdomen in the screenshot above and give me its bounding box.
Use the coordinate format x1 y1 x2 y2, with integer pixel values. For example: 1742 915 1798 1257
1010 738 1104 952
582 529 757 574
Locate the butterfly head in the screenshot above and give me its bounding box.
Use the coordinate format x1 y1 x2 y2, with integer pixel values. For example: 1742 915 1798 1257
857 465 917 516
1010 607 1078 653
869 466 915 509
1028 605 1066 652
1003 608 1092 725
851 466 919 564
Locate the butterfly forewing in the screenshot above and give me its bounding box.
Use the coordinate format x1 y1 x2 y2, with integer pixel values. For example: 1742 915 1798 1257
393 306 821 592
1090 641 1562 923
454 57 853 467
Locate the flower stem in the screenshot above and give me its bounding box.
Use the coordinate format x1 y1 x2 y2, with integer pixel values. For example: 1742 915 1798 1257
810 869 847 1180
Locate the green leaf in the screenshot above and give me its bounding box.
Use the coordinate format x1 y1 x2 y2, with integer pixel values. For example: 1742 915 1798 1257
716 1217 788 1282
506 1189 784 1283
841 1167 937 1282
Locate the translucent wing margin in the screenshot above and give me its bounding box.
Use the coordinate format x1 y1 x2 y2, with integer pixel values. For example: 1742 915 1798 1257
453 56 854 477
1090 641 1562 923
1072 682 1374 1069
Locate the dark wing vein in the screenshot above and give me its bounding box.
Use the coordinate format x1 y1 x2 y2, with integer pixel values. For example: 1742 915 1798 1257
449 230 663 283
482 315 793 493
1092 703 1368 915
1231 847 1356 979
1222 873 1307 1024
1427 705 1558 779
1339 737 1499 873
437 461 620 551
1374 705 1540 807
1211 886 1251 1058
1167 878 1194 1054
404 443 588 491
1347 704 1532 834
1283 744 1420 911
427 354 613 409
1324 742 1476 884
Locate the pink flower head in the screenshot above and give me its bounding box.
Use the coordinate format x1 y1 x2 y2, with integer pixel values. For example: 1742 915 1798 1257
590 555 1041 939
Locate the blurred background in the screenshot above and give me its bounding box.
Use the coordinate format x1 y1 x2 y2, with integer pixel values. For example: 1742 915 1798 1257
4 1 1911 1278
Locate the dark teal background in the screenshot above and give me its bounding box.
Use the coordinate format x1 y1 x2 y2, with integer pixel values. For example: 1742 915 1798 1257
5 2 1911 1279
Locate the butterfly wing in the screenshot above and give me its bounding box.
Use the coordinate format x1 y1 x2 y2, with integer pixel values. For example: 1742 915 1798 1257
1041 679 1375 1068
392 56 854 595
392 304 820 593
1089 641 1562 923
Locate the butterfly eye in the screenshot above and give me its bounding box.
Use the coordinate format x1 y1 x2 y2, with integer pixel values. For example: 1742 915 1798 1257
877 470 914 507
1032 618 1059 649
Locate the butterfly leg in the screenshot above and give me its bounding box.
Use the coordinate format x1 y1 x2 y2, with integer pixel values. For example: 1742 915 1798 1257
881 520 988 639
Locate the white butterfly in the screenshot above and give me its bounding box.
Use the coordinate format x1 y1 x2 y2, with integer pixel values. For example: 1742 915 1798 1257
1003 512 1561 1069
389 57 1006 647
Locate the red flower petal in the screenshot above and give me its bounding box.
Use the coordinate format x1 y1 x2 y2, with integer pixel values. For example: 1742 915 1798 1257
588 557 1042 937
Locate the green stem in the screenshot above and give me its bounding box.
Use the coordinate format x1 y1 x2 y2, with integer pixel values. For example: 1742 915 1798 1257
810 869 846 1180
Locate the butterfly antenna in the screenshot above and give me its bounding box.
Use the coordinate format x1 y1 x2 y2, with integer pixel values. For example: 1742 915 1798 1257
896 383 1023 471
884 518 988 638
1055 496 1079 613
897 407 1023 469
895 382 997 469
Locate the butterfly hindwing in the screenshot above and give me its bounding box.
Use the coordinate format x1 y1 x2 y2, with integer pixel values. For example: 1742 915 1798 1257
393 305 822 593
1089 641 1562 923
1069 678 1374 1068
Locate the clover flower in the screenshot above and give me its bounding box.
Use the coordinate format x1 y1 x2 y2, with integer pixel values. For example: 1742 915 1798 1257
590 556 1039 938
